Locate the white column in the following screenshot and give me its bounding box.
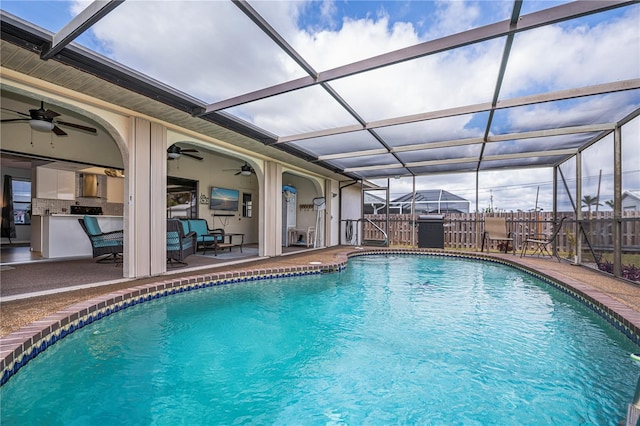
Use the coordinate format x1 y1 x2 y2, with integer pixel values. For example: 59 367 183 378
325 178 339 247
125 117 167 278
150 122 167 275
261 161 282 257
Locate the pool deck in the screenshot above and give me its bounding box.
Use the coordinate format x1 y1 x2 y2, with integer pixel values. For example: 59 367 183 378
1 247 640 382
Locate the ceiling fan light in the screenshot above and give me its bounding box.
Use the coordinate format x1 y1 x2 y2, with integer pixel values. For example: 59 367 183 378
167 152 181 159
240 169 252 176
29 119 54 132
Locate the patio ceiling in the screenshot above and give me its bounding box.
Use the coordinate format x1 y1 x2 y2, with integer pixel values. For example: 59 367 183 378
1 0 639 181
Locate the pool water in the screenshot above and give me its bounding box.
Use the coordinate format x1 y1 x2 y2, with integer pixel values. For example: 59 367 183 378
1 255 638 424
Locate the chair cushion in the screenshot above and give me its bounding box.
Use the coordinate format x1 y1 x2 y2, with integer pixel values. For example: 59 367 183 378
83 215 102 236
167 230 180 250
188 219 209 237
92 234 122 247
180 220 190 236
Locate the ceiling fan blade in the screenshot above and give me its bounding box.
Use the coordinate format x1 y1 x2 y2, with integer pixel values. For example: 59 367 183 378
52 125 68 136
44 109 60 119
183 152 203 161
0 118 29 123
56 121 97 134
180 148 199 153
0 107 30 117
235 171 241 175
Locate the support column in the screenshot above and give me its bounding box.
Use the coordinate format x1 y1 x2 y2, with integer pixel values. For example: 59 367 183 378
411 176 416 247
576 151 582 265
324 178 336 247
553 166 558 256
475 170 480 252
613 126 622 277
125 117 167 278
150 122 167 275
261 161 282 257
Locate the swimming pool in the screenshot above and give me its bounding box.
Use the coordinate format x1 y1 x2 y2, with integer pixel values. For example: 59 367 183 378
1 254 638 424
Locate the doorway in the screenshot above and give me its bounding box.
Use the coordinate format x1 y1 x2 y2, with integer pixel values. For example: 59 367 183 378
167 176 198 219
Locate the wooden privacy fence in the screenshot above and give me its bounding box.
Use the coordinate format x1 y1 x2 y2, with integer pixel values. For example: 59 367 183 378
362 211 640 253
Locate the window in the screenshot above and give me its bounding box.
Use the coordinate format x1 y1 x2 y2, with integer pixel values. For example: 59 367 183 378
12 178 31 225
243 193 252 218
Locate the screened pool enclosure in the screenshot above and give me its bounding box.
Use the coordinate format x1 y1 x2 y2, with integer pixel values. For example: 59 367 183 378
1 0 638 279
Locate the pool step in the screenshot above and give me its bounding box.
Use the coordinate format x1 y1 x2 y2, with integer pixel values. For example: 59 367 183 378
626 403 639 426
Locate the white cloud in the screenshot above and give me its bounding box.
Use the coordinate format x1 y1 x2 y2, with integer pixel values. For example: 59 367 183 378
622 117 640 191
244 6 504 132
81 1 308 102
70 0 90 16
424 0 480 39
319 0 337 25
501 7 640 97
293 14 420 71
504 91 640 134
229 85 359 135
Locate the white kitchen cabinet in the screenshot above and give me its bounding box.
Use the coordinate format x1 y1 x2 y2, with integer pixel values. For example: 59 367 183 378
106 176 124 203
57 170 76 200
35 167 57 199
36 167 76 200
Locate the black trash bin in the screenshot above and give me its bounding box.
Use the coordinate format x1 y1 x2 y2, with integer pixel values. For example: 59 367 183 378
417 214 445 248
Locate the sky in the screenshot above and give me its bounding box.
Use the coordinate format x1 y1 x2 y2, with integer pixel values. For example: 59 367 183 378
2 0 639 212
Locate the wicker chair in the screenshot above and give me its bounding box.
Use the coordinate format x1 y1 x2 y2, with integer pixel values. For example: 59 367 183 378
183 219 228 255
167 219 196 266
78 216 124 263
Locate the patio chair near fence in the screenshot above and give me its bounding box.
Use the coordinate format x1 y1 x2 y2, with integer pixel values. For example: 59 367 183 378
520 216 567 262
481 217 515 254
78 216 123 263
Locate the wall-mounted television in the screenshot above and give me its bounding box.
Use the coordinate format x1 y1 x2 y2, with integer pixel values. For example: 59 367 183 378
209 187 239 211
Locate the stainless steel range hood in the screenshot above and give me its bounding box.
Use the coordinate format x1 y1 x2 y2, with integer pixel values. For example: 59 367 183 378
81 173 99 198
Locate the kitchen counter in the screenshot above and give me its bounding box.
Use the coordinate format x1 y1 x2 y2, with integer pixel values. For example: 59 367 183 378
34 214 124 259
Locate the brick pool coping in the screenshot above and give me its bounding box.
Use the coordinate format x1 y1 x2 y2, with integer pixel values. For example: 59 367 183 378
2 248 639 385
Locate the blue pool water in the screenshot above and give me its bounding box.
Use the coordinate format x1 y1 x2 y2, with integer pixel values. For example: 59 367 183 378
1 255 639 424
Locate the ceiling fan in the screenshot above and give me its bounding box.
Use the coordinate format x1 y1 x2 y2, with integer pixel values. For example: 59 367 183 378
167 144 203 160
0 101 97 136
224 161 255 176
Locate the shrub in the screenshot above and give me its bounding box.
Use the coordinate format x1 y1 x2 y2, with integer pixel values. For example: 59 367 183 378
598 260 640 282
